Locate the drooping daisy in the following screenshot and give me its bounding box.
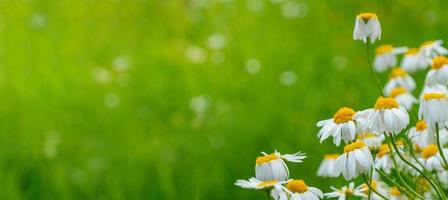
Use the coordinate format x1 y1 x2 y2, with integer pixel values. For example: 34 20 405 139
284 179 324 200
419 144 445 171
364 97 409 134
426 56 448 86
357 132 384 150
317 107 357 146
389 87 417 111
360 180 389 200
317 154 338 177
384 68 416 96
325 182 367 200
235 178 287 200
389 187 408 200
255 151 306 181
419 84 448 100
401 48 424 73
334 141 373 180
373 45 407 72
419 93 448 124
353 12 381 43
374 144 394 174
420 40 448 59
408 120 432 148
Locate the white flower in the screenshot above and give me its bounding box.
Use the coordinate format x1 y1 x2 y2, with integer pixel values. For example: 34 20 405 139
325 182 367 199
363 97 409 134
284 179 324 200
388 87 417 111
373 45 407 72
374 144 394 174
419 83 448 100
401 48 424 73
360 181 389 200
408 120 433 148
426 56 448 86
353 13 381 43
317 107 358 146
419 144 446 171
255 151 306 181
438 170 448 189
389 187 408 200
419 93 448 124
316 154 339 177
420 40 448 59
334 141 373 180
384 68 416 96
235 178 287 200
357 132 384 150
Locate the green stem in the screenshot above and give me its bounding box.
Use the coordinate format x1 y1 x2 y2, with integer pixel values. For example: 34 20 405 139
265 190 271 200
435 123 448 169
365 38 384 96
375 168 418 199
368 166 373 200
362 173 388 200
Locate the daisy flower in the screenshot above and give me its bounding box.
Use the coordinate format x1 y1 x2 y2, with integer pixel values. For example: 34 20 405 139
419 144 445 171
357 132 384 150
418 92 448 124
360 181 389 200
389 187 408 200
374 144 394 174
365 97 409 134
419 83 448 100
353 12 381 43
317 107 358 146
389 87 417 111
420 40 448 59
325 182 367 200
426 56 448 86
408 120 432 148
316 154 338 177
334 141 373 180
401 48 424 73
284 179 324 200
255 151 306 181
235 178 287 200
384 68 416 96
373 45 407 72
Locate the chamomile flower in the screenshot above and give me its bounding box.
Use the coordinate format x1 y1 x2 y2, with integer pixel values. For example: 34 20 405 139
420 40 448 59
255 151 306 181
373 45 407 72
389 87 417 111
325 182 367 200
360 181 389 200
317 154 338 177
419 144 445 171
334 141 373 180
353 12 381 43
389 187 407 200
374 144 394 173
401 48 424 73
317 107 358 146
384 68 416 96
235 178 287 200
419 93 448 124
357 132 384 150
365 97 409 134
284 179 324 200
419 83 448 100
426 56 448 86
408 120 432 148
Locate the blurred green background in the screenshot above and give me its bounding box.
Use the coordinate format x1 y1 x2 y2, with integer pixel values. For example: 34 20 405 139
0 0 447 199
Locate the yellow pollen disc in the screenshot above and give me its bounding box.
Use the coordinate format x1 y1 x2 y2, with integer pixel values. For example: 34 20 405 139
423 93 446 101
405 48 419 56
286 180 309 193
257 180 278 187
333 107 356 124
358 12 378 21
375 45 394 55
390 187 401 196
377 144 390 157
344 141 366 153
422 144 438 159
389 87 407 98
357 132 376 139
416 120 428 132
389 68 407 79
374 97 399 110
344 189 354 196
421 40 434 48
256 154 279 165
432 56 448 69
324 154 339 160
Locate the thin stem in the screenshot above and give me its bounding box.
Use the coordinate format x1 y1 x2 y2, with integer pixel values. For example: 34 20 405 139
368 166 373 200
365 38 384 96
362 173 388 200
435 123 448 169
388 133 445 200
265 190 271 200
375 168 419 199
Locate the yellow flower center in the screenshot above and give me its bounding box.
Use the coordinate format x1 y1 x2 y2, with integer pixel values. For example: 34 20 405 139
358 12 378 21
405 48 419 56
421 40 434 48
422 144 438 159
374 97 399 110
389 68 407 79
362 181 378 193
423 93 446 101
375 45 394 55
357 132 376 139
333 107 356 124
416 120 428 132
390 187 401 196
432 56 448 69
389 87 407 98
286 180 309 193
256 154 279 165
344 189 354 196
257 180 278 187
344 141 366 153
377 144 390 157
324 154 339 160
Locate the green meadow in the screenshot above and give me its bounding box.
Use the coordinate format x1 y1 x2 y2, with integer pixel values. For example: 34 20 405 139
0 0 446 199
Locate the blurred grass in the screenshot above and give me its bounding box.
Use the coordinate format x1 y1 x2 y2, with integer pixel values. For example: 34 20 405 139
0 0 447 199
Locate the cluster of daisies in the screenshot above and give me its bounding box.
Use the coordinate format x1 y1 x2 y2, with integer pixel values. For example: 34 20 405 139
236 12 448 200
